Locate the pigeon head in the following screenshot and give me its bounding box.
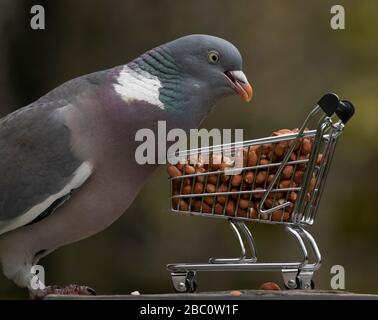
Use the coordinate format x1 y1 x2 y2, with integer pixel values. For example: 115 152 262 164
164 34 253 104
115 34 252 126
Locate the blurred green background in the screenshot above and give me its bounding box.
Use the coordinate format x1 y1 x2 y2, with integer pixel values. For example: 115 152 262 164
0 0 377 298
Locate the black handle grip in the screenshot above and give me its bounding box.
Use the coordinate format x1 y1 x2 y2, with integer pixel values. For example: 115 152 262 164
318 93 340 117
336 100 355 124
318 93 355 124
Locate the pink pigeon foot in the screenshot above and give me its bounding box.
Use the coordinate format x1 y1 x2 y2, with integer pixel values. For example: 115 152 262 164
30 284 96 299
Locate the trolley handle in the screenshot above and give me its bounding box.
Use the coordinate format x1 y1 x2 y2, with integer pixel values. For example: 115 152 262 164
318 93 355 124
337 100 355 124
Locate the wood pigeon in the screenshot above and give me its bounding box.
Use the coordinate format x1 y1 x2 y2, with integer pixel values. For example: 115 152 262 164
0 34 252 297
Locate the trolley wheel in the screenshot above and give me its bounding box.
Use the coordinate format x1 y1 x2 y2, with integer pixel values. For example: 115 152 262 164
284 282 296 290
297 278 315 290
170 271 197 293
284 277 315 290
185 279 198 293
283 277 314 290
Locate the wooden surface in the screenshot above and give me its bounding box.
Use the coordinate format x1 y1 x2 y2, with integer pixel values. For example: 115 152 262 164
45 290 378 300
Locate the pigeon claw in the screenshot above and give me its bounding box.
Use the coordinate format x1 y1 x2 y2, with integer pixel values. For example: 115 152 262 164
30 284 97 299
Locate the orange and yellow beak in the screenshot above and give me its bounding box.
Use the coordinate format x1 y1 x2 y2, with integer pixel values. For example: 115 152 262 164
224 70 253 102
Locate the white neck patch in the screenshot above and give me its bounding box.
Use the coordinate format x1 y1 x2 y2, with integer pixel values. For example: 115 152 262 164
113 65 165 110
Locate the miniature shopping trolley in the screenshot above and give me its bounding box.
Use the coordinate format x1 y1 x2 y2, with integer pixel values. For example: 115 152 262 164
166 93 354 292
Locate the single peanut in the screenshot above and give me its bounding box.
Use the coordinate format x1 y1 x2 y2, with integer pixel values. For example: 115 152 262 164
309 175 316 193
216 184 228 204
196 167 206 182
282 165 294 179
204 195 215 205
226 200 236 216
292 128 304 150
230 290 242 296
279 180 297 189
249 207 258 219
301 138 312 155
262 144 272 155
274 141 288 157
167 165 182 177
237 208 248 218
231 174 242 187
267 191 284 199
176 162 184 171
214 203 224 215
316 154 323 165
183 164 195 175
178 200 189 211
271 210 290 222
194 182 204 194
191 200 202 212
239 199 250 210
182 178 192 186
264 198 275 208
244 171 255 184
256 171 267 185
253 188 264 199
201 202 212 213
171 196 179 207
286 202 295 213
241 193 251 200
230 187 239 199
298 154 309 169
267 174 275 184
172 179 181 191
247 149 258 167
206 183 216 193
250 145 261 153
208 174 218 185
272 129 293 136
294 170 304 185
288 191 298 202
182 185 192 195
259 282 281 291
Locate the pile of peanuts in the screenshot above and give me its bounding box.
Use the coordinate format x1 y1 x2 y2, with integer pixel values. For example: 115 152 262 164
168 129 323 223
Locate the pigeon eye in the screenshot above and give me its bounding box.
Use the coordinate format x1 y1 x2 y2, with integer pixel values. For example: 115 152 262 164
208 51 220 64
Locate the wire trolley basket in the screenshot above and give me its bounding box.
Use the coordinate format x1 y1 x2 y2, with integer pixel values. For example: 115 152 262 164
166 93 354 292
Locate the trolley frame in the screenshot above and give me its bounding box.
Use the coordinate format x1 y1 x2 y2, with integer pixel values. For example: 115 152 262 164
166 93 354 292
